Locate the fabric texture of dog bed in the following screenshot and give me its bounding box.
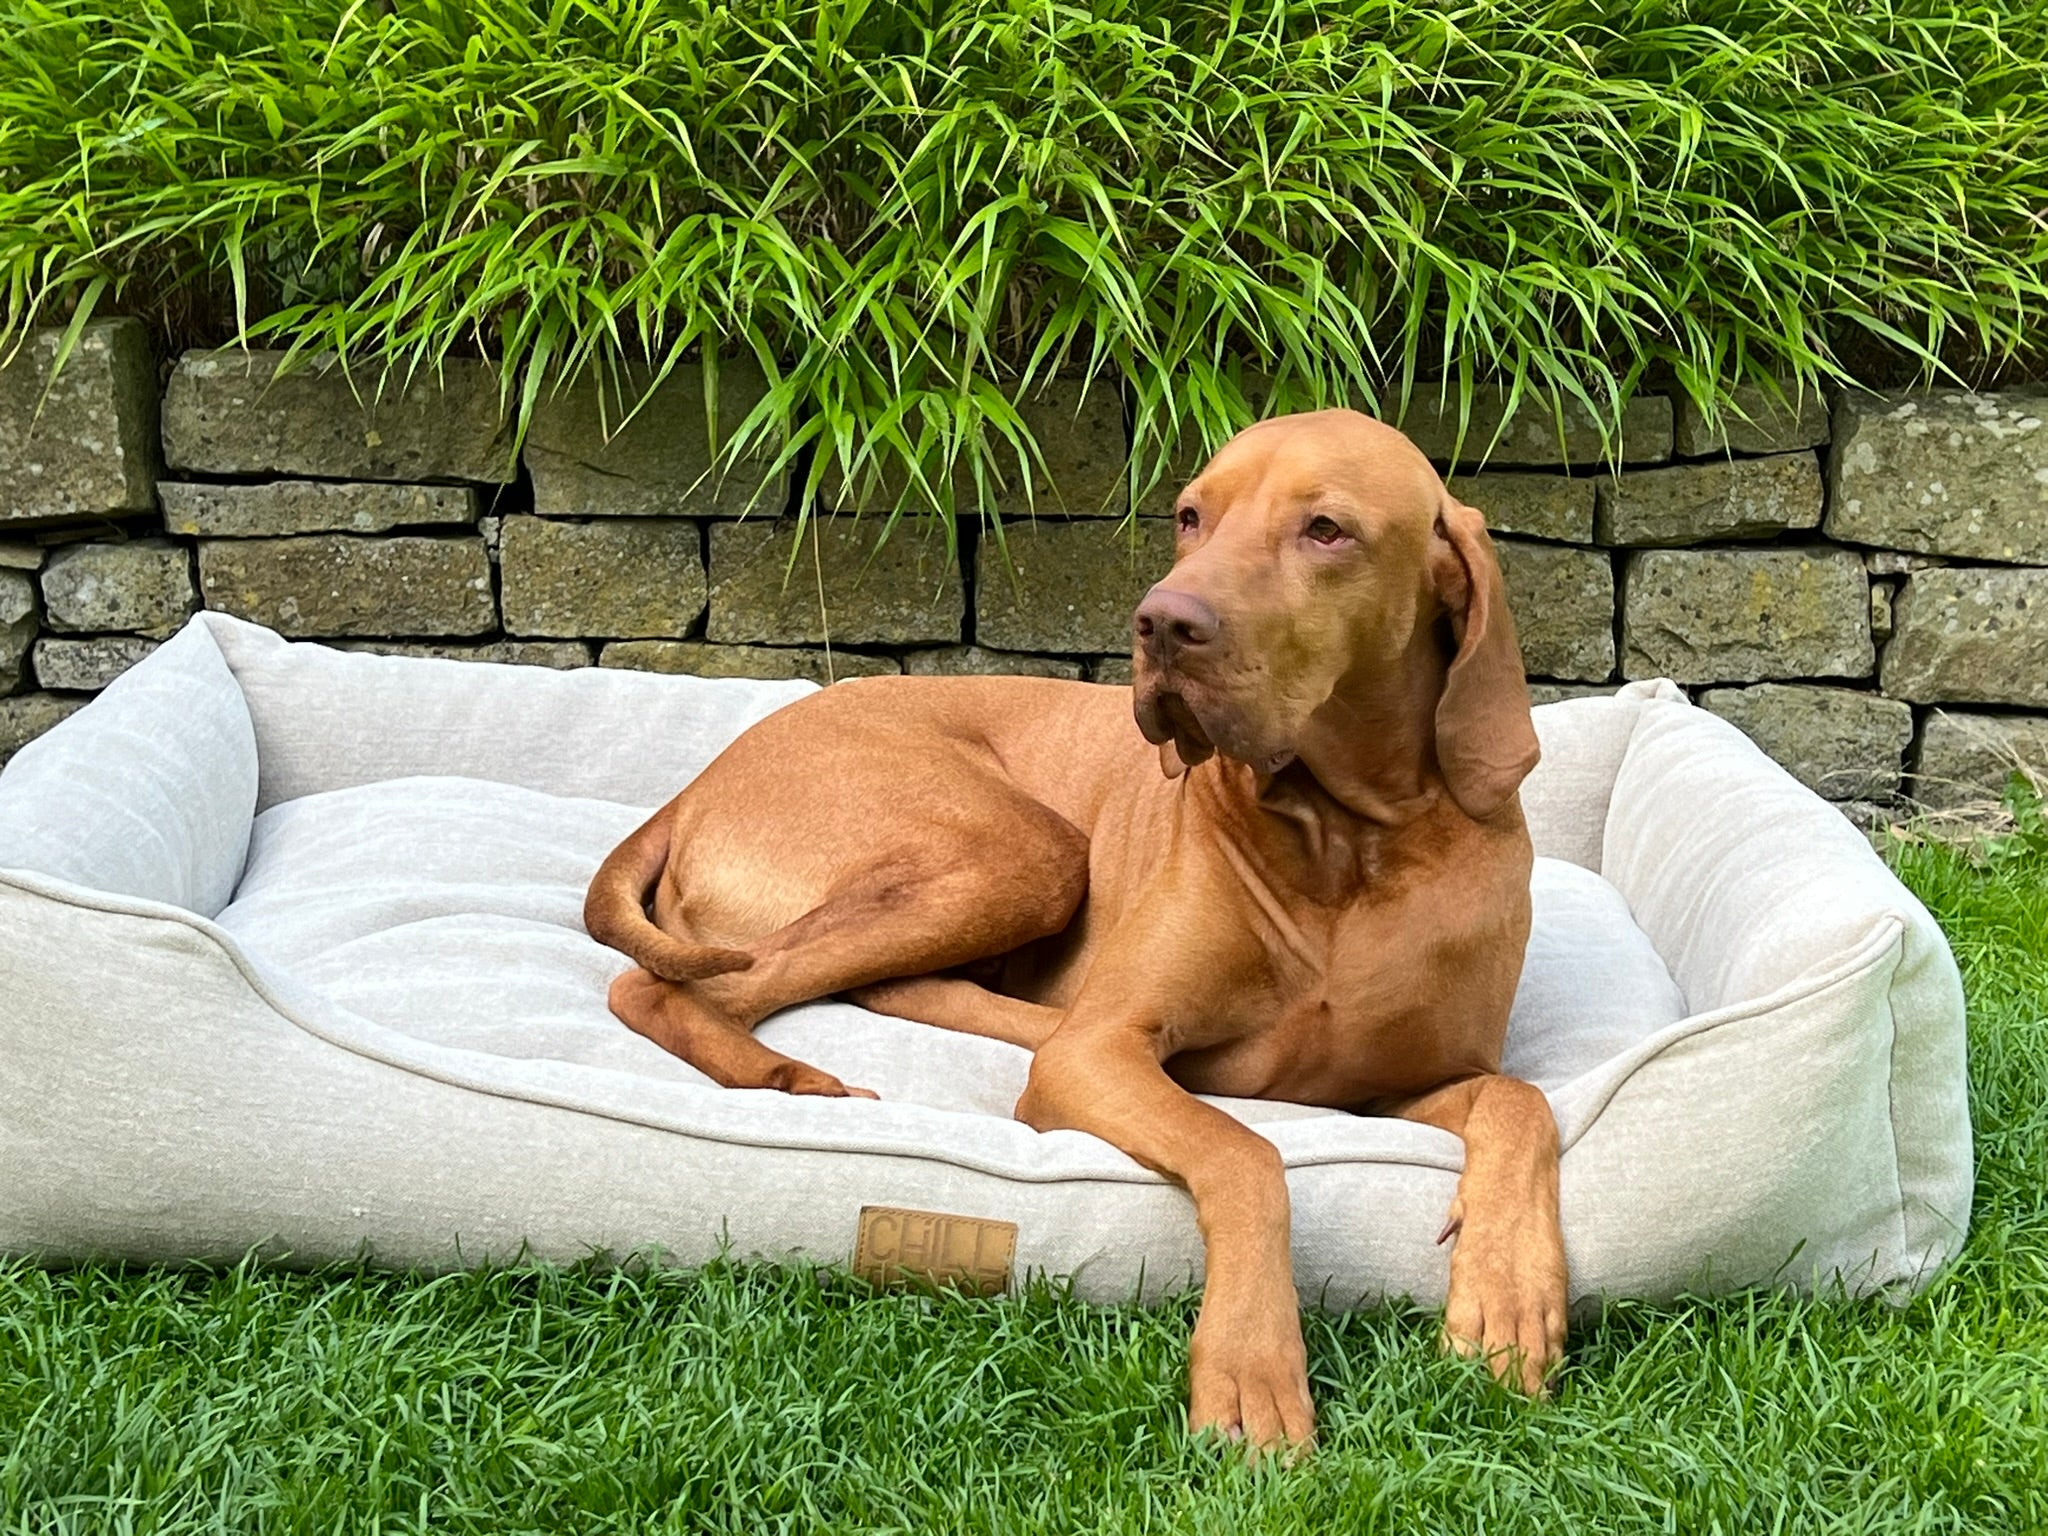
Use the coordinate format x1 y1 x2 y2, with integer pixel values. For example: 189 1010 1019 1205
0 613 1971 1307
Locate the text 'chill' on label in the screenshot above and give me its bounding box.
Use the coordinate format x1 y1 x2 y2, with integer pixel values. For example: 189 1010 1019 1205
853 1204 1017 1296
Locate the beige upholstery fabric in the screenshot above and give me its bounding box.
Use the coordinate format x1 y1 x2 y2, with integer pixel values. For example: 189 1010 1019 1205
0 614 1971 1306
209 777 1685 1114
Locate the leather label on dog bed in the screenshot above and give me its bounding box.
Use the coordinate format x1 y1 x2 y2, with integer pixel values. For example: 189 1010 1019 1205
854 1205 1017 1295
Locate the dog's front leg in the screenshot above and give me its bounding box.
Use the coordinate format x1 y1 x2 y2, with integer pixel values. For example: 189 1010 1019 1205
1384 1074 1567 1395
1014 961 1313 1453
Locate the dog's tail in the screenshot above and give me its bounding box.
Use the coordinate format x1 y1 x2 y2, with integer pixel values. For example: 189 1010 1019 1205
584 802 755 981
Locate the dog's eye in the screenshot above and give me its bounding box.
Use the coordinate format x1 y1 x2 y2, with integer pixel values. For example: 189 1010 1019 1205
1304 516 1350 545
1176 506 1200 534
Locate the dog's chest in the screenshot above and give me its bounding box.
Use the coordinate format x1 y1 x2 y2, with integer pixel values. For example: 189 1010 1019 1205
1172 881 1489 1105
1306 888 1465 1021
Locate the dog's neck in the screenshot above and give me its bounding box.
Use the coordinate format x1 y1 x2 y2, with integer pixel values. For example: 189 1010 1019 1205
1189 629 1450 902
1276 625 1449 827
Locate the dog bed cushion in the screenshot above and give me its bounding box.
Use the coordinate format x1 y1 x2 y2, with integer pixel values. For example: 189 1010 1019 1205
0 614 1970 1308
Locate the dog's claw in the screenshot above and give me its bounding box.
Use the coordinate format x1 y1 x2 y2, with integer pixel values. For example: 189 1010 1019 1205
1436 1212 1463 1246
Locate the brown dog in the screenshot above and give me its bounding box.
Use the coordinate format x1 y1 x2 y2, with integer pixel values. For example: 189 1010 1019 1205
586 408 1567 1449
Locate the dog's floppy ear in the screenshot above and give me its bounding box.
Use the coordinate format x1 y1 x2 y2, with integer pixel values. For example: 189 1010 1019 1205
1429 496 1540 820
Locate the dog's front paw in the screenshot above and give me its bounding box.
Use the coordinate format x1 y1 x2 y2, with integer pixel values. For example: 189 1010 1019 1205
1439 1197 1567 1396
1187 1296 1316 1454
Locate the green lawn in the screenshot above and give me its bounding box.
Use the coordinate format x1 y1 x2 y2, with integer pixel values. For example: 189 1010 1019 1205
3 807 2044 1534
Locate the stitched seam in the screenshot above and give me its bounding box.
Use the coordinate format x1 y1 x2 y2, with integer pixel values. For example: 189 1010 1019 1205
1879 937 1916 1290
1597 687 1649 884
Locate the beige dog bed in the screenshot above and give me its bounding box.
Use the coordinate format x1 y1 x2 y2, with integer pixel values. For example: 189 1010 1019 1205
0 613 1969 1306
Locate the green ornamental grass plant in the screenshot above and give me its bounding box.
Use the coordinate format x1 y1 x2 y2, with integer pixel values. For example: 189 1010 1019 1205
2 794 2044 1530
2 0 2045 532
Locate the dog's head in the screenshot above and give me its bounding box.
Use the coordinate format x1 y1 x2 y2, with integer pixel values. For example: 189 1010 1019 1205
1131 408 1538 819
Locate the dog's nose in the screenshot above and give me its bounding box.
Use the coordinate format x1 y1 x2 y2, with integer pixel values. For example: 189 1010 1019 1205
1134 586 1221 658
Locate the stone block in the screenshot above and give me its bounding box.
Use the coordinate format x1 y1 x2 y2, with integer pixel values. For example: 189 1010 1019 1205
333 639 594 669
161 481 477 538
499 517 706 639
1699 683 1914 799
32 635 159 692
1527 682 1621 706
1912 709 2048 808
1091 657 1135 686
163 351 515 482
1391 386 1673 469
902 647 1084 680
1880 566 2048 707
1595 454 1823 546
1622 548 1872 683
0 694 85 766
1870 582 1896 644
1863 550 1947 577
1448 472 1596 544
1494 539 1614 682
1 569 35 691
1133 434 1216 520
1131 375 1286 517
0 544 43 570
976 520 1176 653
829 380 1128 518
40 539 197 634
1826 389 2048 562
0 319 159 523
600 641 898 683
709 517 961 645
1673 383 1831 456
526 357 786 519
198 536 493 637
1838 801 1907 849
989 381 1128 518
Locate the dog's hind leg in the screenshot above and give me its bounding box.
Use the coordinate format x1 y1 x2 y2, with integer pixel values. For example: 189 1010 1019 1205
845 975 1062 1050
608 966 878 1098
608 799 1088 1093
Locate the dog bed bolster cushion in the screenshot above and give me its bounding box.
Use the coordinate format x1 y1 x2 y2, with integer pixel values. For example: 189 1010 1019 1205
0 614 1970 1307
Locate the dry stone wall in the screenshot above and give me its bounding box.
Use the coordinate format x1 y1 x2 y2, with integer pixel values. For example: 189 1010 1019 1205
4 318 2047 820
